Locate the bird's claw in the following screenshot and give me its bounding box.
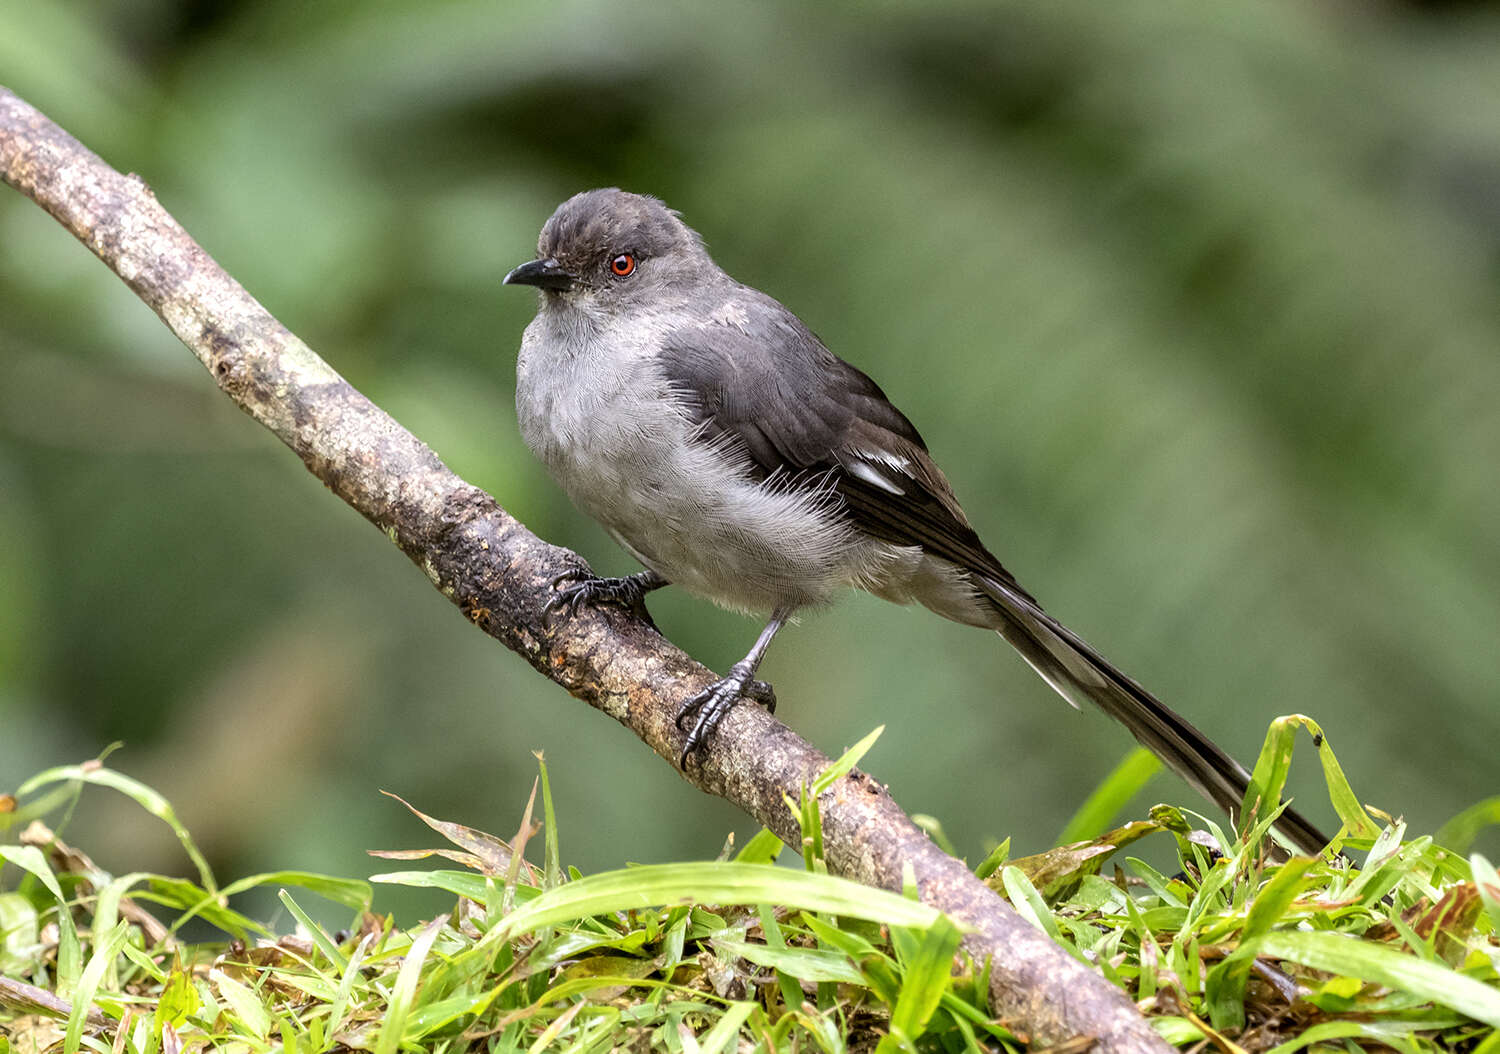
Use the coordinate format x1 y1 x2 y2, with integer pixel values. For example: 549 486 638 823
744 679 776 714
541 568 593 622
543 569 654 623
675 664 777 767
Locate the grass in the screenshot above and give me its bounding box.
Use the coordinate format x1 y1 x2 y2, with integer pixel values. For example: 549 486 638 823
2 726 1499 1053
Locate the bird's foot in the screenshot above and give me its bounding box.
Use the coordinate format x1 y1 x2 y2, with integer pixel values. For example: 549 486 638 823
675 664 777 767
543 568 658 622
744 678 776 713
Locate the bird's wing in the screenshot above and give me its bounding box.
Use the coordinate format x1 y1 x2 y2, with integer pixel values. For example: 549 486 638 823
657 289 1035 602
658 289 1332 856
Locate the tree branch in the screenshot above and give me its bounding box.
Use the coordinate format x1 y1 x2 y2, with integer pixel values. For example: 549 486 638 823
0 86 1170 1052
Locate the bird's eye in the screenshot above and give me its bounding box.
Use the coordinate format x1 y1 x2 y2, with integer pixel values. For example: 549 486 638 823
609 253 636 277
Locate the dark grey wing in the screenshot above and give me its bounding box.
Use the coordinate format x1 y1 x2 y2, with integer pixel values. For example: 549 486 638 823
657 289 1331 856
658 289 1036 601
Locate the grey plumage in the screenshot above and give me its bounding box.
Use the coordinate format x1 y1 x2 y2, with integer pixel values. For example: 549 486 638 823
506 188 1328 856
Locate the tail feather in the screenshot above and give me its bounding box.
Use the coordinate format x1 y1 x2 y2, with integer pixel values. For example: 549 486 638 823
978 575 1330 857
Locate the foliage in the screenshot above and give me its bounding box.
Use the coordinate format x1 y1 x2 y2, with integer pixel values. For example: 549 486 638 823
3 723 1500 1053
3 0 1500 881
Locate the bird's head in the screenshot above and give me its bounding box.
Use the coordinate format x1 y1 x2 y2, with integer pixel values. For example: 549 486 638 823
504 188 711 313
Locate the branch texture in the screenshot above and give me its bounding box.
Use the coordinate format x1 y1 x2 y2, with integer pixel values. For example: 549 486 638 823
0 86 1169 1052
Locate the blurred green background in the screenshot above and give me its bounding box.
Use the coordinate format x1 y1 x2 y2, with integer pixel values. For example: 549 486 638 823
3 0 1498 916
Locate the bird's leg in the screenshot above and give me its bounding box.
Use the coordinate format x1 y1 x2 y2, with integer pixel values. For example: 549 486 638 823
676 608 789 767
544 568 668 621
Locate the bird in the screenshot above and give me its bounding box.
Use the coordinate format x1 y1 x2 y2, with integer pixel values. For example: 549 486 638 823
503 187 1328 856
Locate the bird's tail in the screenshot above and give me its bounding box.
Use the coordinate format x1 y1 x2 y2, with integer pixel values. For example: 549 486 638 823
976 574 1330 857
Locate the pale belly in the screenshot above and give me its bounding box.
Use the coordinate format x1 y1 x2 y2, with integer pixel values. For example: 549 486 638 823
517 341 876 614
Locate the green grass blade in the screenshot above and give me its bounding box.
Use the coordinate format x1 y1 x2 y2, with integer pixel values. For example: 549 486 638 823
1239 717 1299 836
0 784 77 836
1205 856 1316 1030
1263 1019 1459 1054
711 936 865 985
756 902 805 1011
0 845 81 991
487 863 944 948
0 845 66 913
1124 857 1186 908
797 779 825 871
1240 716 1378 845
1249 930 1500 1028
732 828 784 865
1058 748 1160 844
374 915 445 1054
15 765 217 893
1245 858 1318 936
694 1002 756 1054
811 726 884 796
405 989 507 1037
972 838 1009 881
91 871 151 950
998 866 1062 943
1311 728 1380 840
152 965 199 1034
149 880 265 941
0 893 39 974
800 911 881 963
369 869 494 900
1438 798 1500 854
277 889 347 970
92 871 155 990
219 871 371 911
888 915 963 1045
211 966 272 1040
1470 854 1500 934
326 931 374 1038
536 753 563 889
911 814 957 858
64 919 130 1054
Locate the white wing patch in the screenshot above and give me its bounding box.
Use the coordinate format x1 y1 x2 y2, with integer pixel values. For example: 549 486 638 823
857 448 912 471
846 458 906 495
845 448 913 496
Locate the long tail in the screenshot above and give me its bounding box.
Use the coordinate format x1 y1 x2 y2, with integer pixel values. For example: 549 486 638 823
976 574 1330 857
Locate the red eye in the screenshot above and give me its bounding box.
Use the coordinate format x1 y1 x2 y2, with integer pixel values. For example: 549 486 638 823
610 253 636 277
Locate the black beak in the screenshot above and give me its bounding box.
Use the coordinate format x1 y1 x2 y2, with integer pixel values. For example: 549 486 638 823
503 257 576 291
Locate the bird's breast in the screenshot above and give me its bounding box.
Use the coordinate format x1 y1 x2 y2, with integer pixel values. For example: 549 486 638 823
514 318 884 615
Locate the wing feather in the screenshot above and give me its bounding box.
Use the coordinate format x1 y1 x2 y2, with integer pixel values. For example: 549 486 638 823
659 287 1035 602
655 286 1330 855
